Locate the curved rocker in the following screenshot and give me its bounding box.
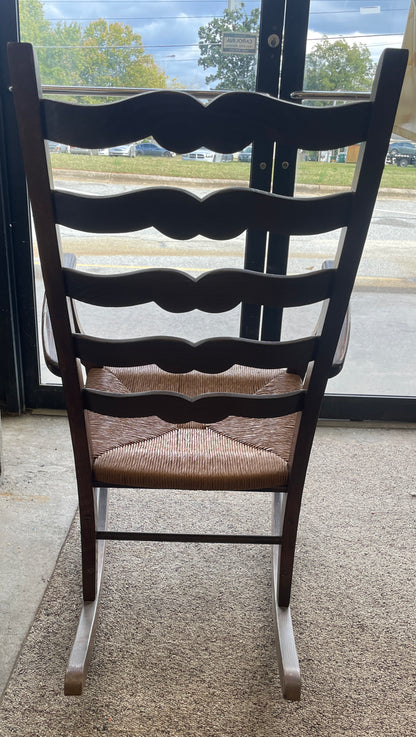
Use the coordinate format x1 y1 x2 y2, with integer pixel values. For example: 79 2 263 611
272 492 301 701
64 488 108 696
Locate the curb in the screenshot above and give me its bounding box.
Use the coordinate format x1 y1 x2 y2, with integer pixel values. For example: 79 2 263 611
53 168 416 198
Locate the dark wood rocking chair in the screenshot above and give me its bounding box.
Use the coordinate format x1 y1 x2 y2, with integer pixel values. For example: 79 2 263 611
8 42 407 699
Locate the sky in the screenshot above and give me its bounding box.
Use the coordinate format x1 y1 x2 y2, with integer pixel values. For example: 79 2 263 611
39 0 409 89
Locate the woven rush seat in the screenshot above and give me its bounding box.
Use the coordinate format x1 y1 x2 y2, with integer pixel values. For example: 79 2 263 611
86 364 302 489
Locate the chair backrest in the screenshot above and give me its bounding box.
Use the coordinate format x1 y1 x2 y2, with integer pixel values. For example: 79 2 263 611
8 43 407 447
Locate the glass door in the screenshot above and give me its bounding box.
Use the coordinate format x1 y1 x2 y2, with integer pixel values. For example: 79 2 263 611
1 0 414 420
14 0 279 391
299 1 416 418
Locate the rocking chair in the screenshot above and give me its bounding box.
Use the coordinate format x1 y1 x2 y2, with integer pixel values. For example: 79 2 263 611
8 41 407 699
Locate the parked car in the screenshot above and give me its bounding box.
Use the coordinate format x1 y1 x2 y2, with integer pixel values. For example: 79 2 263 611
48 141 69 153
388 140 416 157
182 147 212 162
182 147 232 162
238 145 252 162
135 142 174 157
69 146 93 155
217 152 233 162
109 143 136 158
386 140 416 167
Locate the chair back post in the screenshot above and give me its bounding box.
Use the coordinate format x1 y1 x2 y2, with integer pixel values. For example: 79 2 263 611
278 47 408 607
8 43 97 597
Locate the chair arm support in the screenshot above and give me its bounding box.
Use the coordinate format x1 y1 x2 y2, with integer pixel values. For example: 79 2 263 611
322 260 351 378
42 252 80 377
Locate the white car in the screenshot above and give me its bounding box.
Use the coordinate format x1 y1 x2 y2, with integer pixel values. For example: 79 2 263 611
182 146 215 162
109 143 136 158
182 147 233 162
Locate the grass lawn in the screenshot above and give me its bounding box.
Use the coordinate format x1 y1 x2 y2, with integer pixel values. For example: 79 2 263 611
51 153 416 190
52 152 250 181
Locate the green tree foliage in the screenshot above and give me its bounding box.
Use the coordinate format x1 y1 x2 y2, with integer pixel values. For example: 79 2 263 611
79 19 168 88
198 5 260 91
19 0 169 89
19 0 61 81
40 22 83 86
304 36 376 93
198 9 376 96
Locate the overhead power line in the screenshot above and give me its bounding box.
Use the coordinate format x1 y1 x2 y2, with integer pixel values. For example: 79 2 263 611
45 16 227 21
33 30 404 52
311 7 407 13
42 0 259 3
45 8 407 22
35 44 203 49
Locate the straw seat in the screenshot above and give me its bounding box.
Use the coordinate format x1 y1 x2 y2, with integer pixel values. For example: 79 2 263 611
87 365 301 489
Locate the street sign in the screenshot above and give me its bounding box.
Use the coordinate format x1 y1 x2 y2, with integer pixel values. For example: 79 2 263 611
221 32 258 55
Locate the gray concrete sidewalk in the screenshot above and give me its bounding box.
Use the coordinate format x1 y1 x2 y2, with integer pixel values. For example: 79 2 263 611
0 412 77 698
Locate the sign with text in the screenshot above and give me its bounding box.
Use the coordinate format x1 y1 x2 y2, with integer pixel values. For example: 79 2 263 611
221 32 258 55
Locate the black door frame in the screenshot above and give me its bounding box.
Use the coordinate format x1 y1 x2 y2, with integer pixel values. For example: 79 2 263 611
0 0 63 411
0 0 414 421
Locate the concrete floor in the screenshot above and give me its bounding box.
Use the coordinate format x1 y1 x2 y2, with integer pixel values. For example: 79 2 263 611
0 411 414 702
0 412 77 698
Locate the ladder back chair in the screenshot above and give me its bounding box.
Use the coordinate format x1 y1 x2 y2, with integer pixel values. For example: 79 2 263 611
8 42 407 699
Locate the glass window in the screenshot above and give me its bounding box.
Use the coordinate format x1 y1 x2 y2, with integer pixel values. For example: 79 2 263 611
294 1 416 398
18 0 262 384
17 0 415 402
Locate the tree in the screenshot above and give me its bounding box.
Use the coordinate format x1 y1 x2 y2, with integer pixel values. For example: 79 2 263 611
19 0 62 83
79 20 168 89
19 1 170 89
198 5 260 91
39 22 84 86
304 36 376 94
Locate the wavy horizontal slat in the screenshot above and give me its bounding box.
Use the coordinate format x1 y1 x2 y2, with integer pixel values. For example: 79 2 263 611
73 335 317 372
54 188 352 238
82 387 305 423
42 91 371 152
64 267 334 310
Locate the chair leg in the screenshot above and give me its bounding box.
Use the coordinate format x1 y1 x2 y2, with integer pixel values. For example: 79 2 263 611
277 482 303 608
272 493 301 701
79 480 99 602
65 488 108 695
